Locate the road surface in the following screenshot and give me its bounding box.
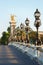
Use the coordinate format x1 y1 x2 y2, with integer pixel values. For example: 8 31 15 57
0 45 40 65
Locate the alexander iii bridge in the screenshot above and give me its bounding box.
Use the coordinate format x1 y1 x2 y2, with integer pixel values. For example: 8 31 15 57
0 9 43 65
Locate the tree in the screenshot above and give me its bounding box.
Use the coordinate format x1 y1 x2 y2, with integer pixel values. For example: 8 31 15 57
7 27 10 33
1 31 10 45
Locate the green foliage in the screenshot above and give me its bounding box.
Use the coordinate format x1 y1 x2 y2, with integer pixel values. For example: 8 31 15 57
29 31 37 44
1 31 10 45
0 26 10 45
7 27 10 33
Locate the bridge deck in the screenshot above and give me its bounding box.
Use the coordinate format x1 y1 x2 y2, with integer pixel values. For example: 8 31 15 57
0 45 40 65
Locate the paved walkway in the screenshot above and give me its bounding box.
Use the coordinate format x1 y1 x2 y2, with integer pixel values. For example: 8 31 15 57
0 45 40 65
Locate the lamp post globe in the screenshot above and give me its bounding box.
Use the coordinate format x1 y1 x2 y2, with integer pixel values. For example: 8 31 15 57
34 9 41 18
20 23 24 29
25 18 29 26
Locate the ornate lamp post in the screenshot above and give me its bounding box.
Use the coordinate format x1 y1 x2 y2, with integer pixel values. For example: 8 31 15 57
20 23 24 42
25 18 29 43
34 9 41 45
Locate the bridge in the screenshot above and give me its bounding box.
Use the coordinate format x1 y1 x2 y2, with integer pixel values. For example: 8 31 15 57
0 42 43 65
0 13 43 65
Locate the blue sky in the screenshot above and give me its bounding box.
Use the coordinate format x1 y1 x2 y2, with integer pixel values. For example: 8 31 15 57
0 0 43 37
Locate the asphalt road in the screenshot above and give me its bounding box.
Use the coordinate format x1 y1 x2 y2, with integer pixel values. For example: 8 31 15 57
0 45 40 65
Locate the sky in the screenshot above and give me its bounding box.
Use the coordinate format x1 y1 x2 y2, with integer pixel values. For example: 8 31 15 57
0 0 43 37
